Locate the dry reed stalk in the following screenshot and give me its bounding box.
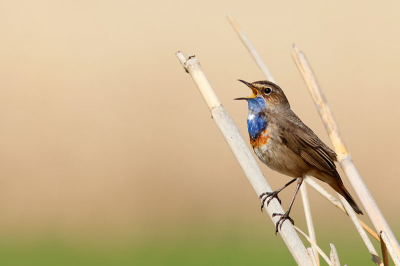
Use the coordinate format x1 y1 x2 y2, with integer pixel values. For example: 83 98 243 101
329 244 341 266
175 51 314 266
226 14 275 83
301 181 319 265
339 195 382 265
307 247 319 266
294 226 333 266
291 45 400 263
305 178 379 242
380 232 390 266
380 231 400 266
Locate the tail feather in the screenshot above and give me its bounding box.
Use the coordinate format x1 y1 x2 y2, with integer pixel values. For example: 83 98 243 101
336 182 363 215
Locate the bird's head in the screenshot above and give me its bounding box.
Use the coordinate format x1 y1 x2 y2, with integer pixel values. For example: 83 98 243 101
235 80 290 112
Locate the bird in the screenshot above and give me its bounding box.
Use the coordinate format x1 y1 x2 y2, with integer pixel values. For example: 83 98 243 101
235 79 363 234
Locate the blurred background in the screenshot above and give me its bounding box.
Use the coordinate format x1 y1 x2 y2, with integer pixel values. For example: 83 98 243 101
1 0 400 265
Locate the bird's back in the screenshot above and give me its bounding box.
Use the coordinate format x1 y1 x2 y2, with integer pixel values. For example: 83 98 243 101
277 110 339 178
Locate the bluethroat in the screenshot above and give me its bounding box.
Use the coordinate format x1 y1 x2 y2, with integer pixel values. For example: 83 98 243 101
235 80 363 234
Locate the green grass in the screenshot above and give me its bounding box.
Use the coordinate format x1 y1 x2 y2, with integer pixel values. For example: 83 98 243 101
0 226 388 266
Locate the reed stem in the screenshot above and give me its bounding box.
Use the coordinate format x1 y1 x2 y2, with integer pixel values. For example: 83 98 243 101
291 45 400 263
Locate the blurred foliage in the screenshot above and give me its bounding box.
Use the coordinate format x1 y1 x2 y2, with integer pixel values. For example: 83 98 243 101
0 225 387 266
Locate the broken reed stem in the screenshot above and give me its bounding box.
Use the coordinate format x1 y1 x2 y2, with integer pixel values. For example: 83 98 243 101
329 244 341 266
291 45 400 262
175 51 313 266
294 226 333 266
300 181 319 265
307 247 319 266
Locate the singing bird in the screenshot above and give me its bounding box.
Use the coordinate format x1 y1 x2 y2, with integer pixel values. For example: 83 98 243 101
235 80 363 233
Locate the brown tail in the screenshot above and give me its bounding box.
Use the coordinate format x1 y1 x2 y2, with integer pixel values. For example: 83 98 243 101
334 182 363 215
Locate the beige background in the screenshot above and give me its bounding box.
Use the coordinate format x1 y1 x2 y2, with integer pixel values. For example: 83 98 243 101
1 0 399 239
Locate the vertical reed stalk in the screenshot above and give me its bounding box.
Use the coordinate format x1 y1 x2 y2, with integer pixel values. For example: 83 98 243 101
307 247 319 266
301 181 319 265
294 226 333 266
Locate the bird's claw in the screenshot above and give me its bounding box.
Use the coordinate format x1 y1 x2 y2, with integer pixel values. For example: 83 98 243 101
259 191 282 211
272 212 294 235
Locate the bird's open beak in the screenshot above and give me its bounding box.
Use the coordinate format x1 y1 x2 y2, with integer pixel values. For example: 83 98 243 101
234 79 259 100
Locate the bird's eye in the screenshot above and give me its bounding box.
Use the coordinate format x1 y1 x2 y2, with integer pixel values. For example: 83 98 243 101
264 88 272 94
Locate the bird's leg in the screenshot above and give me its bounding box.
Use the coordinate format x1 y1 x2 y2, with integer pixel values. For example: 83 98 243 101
259 178 296 211
272 177 303 235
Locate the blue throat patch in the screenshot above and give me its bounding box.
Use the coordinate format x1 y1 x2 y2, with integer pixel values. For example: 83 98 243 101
246 97 268 140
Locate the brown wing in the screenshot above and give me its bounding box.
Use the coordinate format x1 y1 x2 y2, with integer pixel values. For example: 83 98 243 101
279 111 340 178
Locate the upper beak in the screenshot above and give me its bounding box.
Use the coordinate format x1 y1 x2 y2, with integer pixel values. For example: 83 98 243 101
234 79 258 100
238 79 252 87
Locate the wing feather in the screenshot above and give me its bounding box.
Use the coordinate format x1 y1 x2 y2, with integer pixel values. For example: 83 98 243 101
279 111 339 178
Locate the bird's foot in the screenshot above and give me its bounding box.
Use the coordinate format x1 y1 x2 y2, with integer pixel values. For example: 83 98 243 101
272 212 294 235
259 191 282 211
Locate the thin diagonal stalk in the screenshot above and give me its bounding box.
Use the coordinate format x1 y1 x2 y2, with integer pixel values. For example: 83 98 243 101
301 181 319 265
305 178 379 242
291 45 400 262
339 195 383 266
226 14 275 83
176 52 313 266
294 226 333 266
